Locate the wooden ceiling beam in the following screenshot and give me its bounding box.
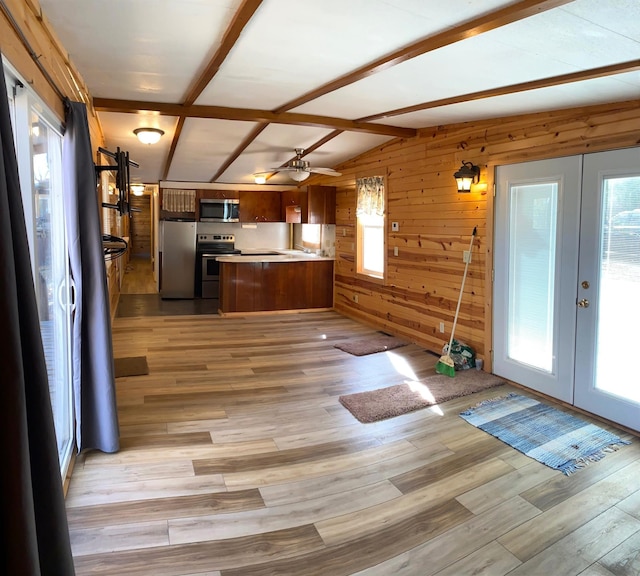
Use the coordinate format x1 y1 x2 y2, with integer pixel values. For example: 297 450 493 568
273 0 572 113
93 98 416 138
162 117 185 181
210 123 269 182
358 60 640 122
182 0 264 106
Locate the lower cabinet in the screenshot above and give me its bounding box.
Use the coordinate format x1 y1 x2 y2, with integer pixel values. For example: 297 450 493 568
220 260 334 312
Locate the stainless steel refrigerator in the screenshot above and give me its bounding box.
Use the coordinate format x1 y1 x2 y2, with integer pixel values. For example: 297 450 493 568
161 220 197 298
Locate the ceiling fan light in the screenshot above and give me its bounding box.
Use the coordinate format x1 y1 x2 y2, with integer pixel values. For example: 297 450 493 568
133 127 164 145
289 170 310 182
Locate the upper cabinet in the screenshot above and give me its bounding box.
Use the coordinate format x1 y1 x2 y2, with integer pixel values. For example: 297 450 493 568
239 190 282 222
307 185 336 224
283 185 336 224
197 190 239 200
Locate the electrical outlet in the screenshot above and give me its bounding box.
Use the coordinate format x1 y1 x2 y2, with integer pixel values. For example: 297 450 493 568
463 250 472 263
352 294 359 303
391 221 399 232
439 322 445 333
393 246 399 256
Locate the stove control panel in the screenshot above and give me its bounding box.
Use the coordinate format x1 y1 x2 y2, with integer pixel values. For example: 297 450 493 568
197 234 235 243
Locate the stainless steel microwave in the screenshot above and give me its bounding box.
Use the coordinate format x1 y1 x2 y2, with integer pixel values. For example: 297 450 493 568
199 198 240 222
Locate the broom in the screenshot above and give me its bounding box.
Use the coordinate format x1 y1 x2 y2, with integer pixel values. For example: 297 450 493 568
435 226 477 377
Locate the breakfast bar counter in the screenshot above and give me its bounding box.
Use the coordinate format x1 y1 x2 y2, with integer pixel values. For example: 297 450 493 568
218 251 334 313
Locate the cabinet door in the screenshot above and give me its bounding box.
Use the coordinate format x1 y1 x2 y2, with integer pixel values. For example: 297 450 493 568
197 189 239 200
239 191 282 222
281 189 308 223
307 186 336 224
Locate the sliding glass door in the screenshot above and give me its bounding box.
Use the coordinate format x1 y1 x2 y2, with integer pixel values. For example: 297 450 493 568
6 63 74 476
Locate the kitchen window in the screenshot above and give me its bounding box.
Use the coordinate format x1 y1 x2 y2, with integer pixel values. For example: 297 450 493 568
356 175 386 279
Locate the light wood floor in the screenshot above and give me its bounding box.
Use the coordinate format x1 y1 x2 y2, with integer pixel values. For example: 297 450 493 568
66 307 640 574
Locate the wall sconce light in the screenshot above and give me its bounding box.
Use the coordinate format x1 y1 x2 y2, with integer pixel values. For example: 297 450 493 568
130 184 145 196
253 174 267 185
453 161 480 193
133 127 164 145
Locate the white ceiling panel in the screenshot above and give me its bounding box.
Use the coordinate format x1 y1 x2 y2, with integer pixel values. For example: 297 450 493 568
39 0 242 102
99 112 179 184
195 0 515 109
562 0 640 42
32 0 640 186
292 32 580 120
379 73 640 129
167 118 259 182
294 4 640 121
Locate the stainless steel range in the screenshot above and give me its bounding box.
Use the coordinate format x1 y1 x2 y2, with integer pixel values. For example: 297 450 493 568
196 234 240 301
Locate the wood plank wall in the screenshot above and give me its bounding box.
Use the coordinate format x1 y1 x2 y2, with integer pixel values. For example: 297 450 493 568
129 194 151 257
314 98 640 370
2 0 112 311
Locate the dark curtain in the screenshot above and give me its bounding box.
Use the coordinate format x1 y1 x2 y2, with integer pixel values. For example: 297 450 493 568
0 57 75 575
63 101 119 453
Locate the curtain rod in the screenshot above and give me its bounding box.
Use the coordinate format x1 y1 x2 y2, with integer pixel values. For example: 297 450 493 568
0 0 66 102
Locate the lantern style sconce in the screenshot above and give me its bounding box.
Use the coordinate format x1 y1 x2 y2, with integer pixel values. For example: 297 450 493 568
454 161 480 193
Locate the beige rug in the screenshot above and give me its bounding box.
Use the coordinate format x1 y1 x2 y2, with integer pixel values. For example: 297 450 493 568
114 356 149 378
334 334 407 356
339 369 505 423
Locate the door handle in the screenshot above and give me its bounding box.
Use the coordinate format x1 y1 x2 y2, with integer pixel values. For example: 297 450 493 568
577 298 590 308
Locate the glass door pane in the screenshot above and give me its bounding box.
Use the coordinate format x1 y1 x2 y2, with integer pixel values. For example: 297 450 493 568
507 183 558 372
28 106 74 474
597 176 640 401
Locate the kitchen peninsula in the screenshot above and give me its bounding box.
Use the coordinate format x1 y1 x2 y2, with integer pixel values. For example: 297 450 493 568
218 251 334 313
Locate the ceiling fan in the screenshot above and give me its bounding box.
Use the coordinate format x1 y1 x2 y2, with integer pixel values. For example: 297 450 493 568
260 148 342 182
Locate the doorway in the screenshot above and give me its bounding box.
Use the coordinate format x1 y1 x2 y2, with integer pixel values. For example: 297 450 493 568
494 147 640 431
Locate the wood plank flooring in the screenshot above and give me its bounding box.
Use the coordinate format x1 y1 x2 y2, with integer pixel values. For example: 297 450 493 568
66 304 640 574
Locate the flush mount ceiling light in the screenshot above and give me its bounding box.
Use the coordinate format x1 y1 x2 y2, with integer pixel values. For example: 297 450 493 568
253 174 267 185
133 127 164 145
453 161 481 193
130 184 145 196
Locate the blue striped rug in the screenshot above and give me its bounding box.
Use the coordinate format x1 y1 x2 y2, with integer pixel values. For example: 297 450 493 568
460 393 631 475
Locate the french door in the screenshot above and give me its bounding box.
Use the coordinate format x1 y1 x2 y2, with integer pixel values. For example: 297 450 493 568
494 147 640 431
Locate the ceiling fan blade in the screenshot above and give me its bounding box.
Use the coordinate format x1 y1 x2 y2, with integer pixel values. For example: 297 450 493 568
267 166 298 172
308 167 342 176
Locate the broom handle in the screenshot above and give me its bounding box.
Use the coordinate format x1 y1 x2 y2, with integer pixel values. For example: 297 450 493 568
447 227 477 352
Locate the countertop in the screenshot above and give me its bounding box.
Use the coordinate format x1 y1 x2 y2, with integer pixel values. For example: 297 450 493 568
217 249 334 263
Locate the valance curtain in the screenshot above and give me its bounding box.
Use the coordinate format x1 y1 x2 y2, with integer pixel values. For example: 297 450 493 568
356 175 385 217
63 100 119 453
0 54 76 576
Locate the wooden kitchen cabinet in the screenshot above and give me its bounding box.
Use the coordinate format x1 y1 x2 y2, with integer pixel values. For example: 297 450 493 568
281 189 307 222
282 186 336 224
239 191 281 222
307 185 336 224
197 189 239 200
220 260 334 313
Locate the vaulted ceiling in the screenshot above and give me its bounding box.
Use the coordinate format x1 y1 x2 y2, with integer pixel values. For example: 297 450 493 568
38 0 640 187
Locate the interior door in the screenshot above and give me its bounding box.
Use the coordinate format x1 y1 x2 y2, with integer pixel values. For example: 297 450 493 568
494 156 582 403
574 148 640 431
